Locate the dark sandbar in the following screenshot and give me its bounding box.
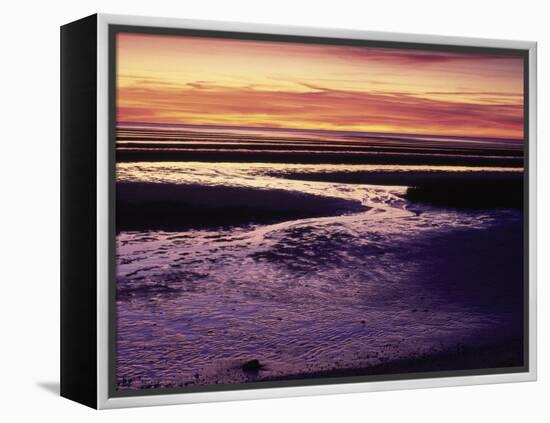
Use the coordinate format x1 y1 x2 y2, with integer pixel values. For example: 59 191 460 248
117 182 367 231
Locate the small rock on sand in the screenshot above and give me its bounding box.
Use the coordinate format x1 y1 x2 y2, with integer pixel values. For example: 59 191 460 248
241 359 261 372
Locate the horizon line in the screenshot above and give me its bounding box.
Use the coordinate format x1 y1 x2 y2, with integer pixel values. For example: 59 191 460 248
116 121 524 143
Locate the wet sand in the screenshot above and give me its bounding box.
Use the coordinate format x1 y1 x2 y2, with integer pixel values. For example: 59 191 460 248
114 156 525 391
116 219 524 389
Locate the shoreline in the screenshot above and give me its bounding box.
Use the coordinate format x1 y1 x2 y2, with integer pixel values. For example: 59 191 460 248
269 170 523 209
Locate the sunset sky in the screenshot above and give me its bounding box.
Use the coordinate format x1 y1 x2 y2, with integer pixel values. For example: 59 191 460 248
116 32 524 139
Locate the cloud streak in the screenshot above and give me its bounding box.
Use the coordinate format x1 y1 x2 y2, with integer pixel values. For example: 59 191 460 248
118 83 523 138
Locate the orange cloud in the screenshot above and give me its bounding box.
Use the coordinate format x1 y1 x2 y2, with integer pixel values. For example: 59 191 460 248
116 32 525 139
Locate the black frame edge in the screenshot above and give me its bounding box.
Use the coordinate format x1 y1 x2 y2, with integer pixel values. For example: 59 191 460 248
60 13 98 409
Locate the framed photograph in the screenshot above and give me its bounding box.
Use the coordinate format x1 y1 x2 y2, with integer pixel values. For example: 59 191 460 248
60 14 537 409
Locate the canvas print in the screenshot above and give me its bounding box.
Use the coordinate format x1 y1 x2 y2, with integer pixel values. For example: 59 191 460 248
114 31 526 392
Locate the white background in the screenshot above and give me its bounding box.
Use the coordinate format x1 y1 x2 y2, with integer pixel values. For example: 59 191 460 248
1 0 547 421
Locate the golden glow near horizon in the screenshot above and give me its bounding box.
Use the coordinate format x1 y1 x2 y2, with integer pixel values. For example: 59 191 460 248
116 32 524 139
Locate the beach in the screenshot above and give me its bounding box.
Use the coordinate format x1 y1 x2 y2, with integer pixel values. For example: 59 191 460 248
114 128 525 390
